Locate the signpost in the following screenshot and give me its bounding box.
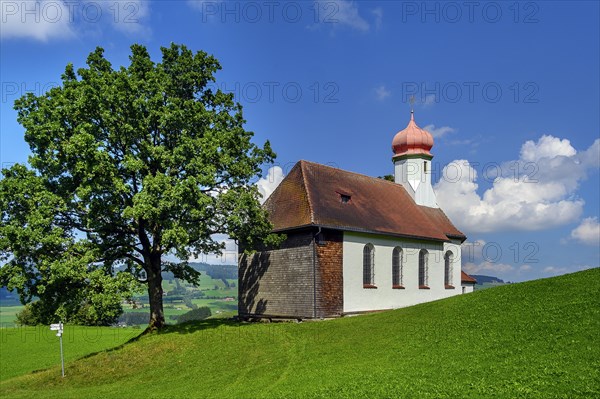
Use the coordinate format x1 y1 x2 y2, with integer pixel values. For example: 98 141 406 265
50 322 65 377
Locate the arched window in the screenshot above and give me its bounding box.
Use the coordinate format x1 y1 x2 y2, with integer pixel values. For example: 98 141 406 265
392 247 403 288
444 251 454 288
363 244 375 287
418 249 428 288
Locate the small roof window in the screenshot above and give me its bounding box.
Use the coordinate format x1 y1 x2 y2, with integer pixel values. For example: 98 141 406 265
338 192 352 204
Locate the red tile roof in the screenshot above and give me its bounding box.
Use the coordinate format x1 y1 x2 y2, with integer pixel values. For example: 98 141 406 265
461 271 477 284
264 160 466 243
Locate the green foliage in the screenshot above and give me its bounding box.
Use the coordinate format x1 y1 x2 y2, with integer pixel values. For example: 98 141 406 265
0 166 140 322
1 268 599 398
14 303 42 326
0 43 281 328
167 279 187 296
15 294 126 326
176 306 211 324
378 174 395 182
190 262 238 279
182 296 197 310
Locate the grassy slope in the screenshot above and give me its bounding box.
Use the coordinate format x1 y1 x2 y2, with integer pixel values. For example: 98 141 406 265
0 326 141 381
1 268 599 399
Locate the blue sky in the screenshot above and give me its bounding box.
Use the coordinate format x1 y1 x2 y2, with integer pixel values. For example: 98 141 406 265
1 0 599 281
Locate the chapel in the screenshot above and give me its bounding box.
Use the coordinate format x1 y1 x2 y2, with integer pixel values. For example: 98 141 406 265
238 112 476 319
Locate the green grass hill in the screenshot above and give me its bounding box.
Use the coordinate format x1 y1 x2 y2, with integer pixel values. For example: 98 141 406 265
1 268 599 398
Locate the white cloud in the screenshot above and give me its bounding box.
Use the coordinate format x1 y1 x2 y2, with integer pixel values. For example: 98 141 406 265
570 217 600 246
520 135 576 162
542 266 571 276
306 0 369 32
435 136 599 233
423 124 456 139
463 261 514 275
188 233 238 264
0 0 151 41
540 265 596 278
257 166 284 204
330 0 369 31
462 240 533 278
423 94 436 107
1 0 74 41
371 7 383 30
461 239 486 263
110 0 150 34
519 265 532 273
374 85 391 101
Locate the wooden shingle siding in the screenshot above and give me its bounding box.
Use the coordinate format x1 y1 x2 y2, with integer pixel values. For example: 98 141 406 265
315 229 343 317
238 231 316 319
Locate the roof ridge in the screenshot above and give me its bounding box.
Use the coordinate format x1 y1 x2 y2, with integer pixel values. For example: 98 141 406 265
298 161 315 225
298 159 403 188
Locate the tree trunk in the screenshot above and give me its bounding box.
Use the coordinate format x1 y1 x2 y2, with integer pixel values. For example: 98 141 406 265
146 256 165 331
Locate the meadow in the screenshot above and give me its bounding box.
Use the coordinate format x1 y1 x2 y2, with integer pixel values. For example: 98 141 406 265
0 268 598 398
0 326 140 382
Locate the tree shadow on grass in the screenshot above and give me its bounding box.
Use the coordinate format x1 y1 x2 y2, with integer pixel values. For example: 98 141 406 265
159 317 271 335
160 318 234 335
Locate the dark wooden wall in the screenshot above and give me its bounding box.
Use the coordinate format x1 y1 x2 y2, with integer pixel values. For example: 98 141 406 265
238 228 344 319
238 230 316 319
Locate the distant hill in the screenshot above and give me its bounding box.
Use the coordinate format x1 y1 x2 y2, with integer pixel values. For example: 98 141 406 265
0 287 20 306
471 274 505 284
189 262 237 280
3 268 598 398
0 287 13 299
161 262 237 281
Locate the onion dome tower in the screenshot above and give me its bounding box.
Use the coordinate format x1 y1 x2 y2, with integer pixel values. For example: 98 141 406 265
392 110 438 208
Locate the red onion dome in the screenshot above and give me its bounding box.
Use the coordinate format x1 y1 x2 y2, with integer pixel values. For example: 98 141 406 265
392 111 434 158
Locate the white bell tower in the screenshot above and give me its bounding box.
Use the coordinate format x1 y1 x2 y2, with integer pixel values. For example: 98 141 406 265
391 110 438 208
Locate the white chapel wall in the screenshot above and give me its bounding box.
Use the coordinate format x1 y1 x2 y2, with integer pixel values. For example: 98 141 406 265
461 284 475 294
342 231 462 313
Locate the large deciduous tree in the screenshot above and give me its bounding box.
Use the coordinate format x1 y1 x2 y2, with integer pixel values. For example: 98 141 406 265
0 43 280 330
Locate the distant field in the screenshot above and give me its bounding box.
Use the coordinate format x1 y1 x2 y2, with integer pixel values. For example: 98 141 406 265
0 273 238 326
1 268 598 398
474 282 507 290
0 305 24 327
